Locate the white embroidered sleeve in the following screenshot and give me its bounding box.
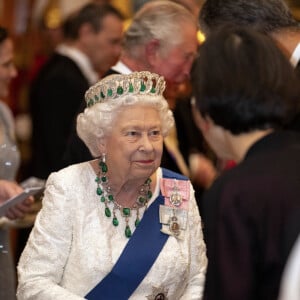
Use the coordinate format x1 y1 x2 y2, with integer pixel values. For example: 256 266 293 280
17 171 84 300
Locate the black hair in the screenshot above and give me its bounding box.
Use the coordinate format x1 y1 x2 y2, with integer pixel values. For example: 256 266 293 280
63 3 124 40
192 25 300 134
199 0 300 35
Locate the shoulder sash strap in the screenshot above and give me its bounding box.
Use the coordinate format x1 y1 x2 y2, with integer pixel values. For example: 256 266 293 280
86 168 187 299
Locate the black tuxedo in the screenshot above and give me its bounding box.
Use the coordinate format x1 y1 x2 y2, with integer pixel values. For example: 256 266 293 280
202 131 300 300
30 53 90 179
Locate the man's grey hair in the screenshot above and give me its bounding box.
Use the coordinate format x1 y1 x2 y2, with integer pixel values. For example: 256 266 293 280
123 0 198 58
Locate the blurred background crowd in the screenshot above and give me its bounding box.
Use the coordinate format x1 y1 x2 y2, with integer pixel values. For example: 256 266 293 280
1 0 300 299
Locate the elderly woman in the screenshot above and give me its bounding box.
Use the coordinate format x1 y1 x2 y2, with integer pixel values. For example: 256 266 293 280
192 26 300 300
17 71 207 299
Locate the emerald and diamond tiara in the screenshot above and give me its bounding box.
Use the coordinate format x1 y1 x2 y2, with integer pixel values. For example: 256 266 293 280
85 71 166 107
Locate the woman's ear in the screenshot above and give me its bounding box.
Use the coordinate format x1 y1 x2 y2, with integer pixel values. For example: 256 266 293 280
192 107 211 134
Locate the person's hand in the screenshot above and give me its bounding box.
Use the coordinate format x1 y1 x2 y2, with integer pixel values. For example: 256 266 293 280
0 180 34 220
0 179 23 202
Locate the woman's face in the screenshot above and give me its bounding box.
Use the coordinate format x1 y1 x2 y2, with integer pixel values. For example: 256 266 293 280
104 105 164 182
0 38 17 99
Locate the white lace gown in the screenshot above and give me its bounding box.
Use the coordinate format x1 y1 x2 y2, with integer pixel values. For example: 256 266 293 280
17 164 207 300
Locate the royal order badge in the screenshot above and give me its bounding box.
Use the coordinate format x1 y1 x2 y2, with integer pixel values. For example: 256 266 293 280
159 178 189 239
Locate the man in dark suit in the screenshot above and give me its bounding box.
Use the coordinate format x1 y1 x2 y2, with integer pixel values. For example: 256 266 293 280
30 3 123 179
62 1 216 194
199 0 300 131
192 26 300 300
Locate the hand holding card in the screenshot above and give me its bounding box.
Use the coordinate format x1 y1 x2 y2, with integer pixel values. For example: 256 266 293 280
0 182 44 218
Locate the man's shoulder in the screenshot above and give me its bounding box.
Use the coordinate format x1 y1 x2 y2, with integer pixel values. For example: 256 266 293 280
38 53 82 77
32 54 88 89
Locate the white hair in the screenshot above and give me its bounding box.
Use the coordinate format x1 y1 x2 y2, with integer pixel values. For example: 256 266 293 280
123 0 198 58
76 93 174 157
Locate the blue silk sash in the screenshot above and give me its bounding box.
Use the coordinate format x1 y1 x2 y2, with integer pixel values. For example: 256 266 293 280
86 168 187 300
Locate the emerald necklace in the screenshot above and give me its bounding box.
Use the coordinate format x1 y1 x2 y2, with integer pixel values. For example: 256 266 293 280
95 159 152 238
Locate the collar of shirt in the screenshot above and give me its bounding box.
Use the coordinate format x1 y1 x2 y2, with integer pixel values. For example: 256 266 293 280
111 61 132 74
290 43 300 68
56 44 99 85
